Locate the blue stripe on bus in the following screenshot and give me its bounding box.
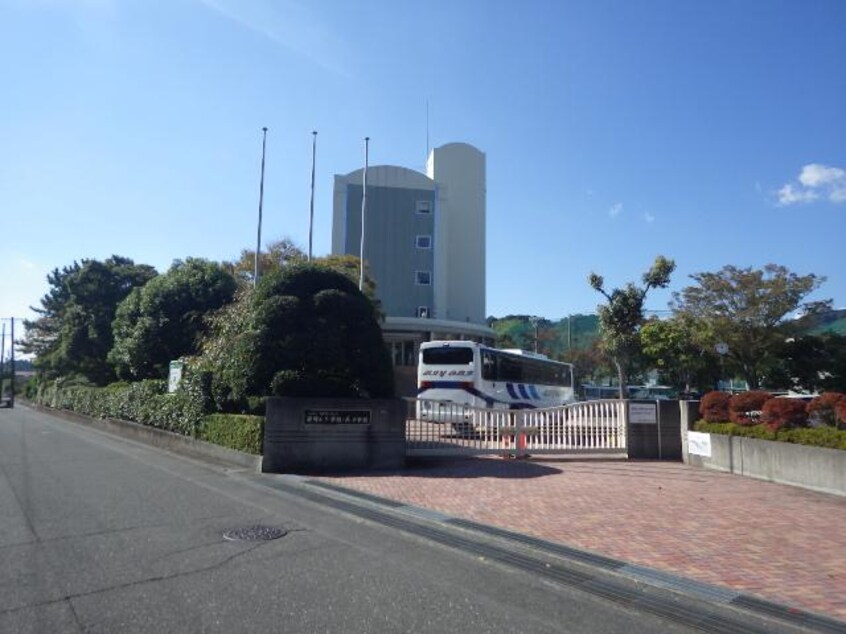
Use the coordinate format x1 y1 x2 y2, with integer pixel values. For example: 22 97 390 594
419 381 473 390
528 385 541 400
517 384 530 399
420 382 536 409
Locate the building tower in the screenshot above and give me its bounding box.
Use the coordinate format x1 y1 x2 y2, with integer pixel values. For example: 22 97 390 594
332 142 492 394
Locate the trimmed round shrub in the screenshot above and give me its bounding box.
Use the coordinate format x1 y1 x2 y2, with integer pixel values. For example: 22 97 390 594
699 391 731 422
728 391 771 425
760 398 808 431
199 263 394 407
807 392 846 428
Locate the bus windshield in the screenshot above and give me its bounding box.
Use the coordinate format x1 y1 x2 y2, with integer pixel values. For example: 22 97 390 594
421 347 473 365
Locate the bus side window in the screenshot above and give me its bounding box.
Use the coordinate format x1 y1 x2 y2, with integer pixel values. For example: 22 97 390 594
482 351 496 380
499 356 522 381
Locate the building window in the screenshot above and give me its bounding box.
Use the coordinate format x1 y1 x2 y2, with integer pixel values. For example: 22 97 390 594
389 340 417 366
415 270 432 286
417 306 430 318
416 200 431 214
415 235 432 249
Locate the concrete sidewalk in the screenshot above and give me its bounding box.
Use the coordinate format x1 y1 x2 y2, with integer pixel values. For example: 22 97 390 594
317 457 846 621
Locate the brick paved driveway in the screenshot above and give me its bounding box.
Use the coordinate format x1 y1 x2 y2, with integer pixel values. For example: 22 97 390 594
318 458 846 620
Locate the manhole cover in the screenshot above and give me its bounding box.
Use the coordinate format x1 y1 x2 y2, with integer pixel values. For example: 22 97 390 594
223 526 288 542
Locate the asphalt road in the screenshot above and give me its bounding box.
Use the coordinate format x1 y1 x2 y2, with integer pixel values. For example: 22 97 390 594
0 405 795 633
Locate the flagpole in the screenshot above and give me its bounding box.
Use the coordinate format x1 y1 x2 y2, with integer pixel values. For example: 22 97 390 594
308 131 317 261
254 126 268 287
359 136 369 291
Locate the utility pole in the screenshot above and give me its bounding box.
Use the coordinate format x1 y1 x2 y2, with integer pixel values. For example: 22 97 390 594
529 316 540 353
0 322 5 399
568 315 573 351
308 131 317 261
9 317 14 408
358 136 369 291
254 127 268 287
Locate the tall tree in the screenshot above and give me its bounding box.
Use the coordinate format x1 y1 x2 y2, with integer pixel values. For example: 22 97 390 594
226 236 306 286
588 256 676 398
562 338 614 387
768 333 846 393
672 264 825 389
109 258 237 380
22 256 157 384
640 315 720 394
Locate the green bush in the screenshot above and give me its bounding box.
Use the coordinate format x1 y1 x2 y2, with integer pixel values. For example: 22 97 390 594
198 263 393 410
198 414 263 454
33 377 202 437
694 420 777 441
778 427 846 450
694 420 846 449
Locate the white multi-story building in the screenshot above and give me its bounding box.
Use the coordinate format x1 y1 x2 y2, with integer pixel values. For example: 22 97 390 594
332 142 493 394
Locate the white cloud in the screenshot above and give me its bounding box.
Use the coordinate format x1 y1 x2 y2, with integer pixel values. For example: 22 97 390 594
777 183 818 205
777 163 846 205
609 202 623 217
643 212 655 223
799 164 846 188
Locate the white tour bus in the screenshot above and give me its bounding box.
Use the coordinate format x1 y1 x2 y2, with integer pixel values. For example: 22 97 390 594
416 341 575 424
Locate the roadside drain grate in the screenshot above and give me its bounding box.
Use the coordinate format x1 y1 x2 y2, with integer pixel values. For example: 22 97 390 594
223 526 288 542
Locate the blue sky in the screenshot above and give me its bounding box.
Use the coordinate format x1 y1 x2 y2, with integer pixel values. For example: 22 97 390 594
2 0 845 331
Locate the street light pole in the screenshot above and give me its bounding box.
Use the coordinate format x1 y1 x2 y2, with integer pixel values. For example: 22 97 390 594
359 136 369 291
254 126 268 287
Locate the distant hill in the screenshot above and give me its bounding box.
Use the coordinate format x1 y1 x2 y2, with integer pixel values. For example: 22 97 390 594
795 309 846 336
487 314 599 359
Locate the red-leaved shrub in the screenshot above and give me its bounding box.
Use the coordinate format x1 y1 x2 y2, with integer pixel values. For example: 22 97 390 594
807 392 846 428
761 398 808 431
728 391 771 425
836 401 846 431
699 391 731 422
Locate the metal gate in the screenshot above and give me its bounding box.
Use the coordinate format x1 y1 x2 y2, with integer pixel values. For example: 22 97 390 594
406 399 628 457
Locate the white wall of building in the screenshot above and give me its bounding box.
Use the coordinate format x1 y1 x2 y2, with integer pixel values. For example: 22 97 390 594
427 142 486 325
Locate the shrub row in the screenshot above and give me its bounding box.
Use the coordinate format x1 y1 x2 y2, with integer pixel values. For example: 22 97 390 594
198 414 264 455
36 379 204 436
693 420 846 451
33 377 263 454
699 391 846 431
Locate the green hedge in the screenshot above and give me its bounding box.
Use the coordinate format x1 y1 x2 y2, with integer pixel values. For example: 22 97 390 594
35 379 204 436
33 375 264 454
198 414 264 454
694 421 846 450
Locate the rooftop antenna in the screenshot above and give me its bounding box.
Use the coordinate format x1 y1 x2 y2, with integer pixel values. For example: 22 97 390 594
425 99 430 161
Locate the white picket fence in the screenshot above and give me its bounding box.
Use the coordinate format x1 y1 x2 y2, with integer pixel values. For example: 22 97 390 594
406 399 628 457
